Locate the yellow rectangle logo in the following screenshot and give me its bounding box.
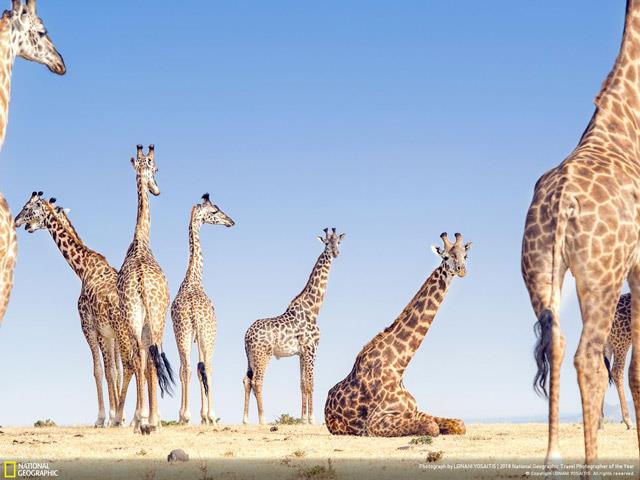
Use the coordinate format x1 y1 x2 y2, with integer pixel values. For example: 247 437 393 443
3 461 16 479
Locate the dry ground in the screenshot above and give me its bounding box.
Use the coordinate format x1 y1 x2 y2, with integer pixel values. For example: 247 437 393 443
0 423 638 479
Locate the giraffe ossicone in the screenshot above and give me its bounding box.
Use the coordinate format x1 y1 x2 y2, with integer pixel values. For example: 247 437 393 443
324 232 470 437
172 192 235 426
243 227 345 425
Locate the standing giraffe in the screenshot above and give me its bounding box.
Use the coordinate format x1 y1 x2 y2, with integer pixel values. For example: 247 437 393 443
243 228 344 425
117 144 174 434
324 233 470 437
599 293 634 429
14 192 132 427
172 193 235 425
0 0 65 326
522 0 640 464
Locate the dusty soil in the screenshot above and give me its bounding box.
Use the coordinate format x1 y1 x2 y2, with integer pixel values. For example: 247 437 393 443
0 423 637 479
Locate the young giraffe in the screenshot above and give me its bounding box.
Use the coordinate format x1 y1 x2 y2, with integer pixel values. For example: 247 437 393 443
599 293 634 430
243 228 344 425
117 144 174 435
325 233 470 437
522 0 640 465
172 193 235 426
14 192 132 427
0 0 65 326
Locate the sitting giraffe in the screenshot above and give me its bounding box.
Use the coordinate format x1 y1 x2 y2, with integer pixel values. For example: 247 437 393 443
14 192 132 427
243 228 345 425
116 144 174 434
172 193 235 425
599 293 634 429
324 232 471 437
0 0 66 327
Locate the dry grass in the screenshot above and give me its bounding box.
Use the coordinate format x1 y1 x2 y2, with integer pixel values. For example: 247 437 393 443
0 423 637 479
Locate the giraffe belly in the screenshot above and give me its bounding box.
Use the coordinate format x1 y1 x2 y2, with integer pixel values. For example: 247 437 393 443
273 343 299 359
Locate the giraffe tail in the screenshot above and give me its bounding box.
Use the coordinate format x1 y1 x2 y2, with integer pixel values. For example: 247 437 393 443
197 361 209 397
533 309 553 398
149 344 175 398
604 350 613 386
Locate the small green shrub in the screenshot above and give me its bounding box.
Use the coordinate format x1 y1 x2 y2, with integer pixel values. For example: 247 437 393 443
297 459 337 479
274 413 302 425
409 436 433 446
34 419 56 428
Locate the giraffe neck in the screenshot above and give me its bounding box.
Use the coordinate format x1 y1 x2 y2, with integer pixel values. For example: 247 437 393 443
133 174 151 244
287 249 334 320
385 263 454 374
586 0 640 147
185 209 203 284
0 18 15 151
42 203 90 280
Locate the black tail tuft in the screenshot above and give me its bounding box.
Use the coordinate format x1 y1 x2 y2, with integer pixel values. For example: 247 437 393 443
246 367 253 380
197 361 209 397
604 353 613 386
149 345 175 398
533 310 554 398
161 352 176 385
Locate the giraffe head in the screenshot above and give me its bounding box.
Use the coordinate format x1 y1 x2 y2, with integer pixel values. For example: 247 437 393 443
131 144 160 196
4 0 65 75
193 193 235 228
318 227 345 258
14 190 49 232
431 232 472 277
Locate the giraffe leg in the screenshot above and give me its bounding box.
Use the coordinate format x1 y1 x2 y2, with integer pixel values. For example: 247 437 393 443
522 262 566 465
574 281 620 465
612 345 633 429
300 347 317 424
203 350 216 425
114 363 134 427
242 372 251 425
431 415 466 435
97 334 118 428
251 362 269 425
133 339 148 434
83 325 106 428
628 271 640 460
176 329 192 425
366 409 439 437
146 351 160 432
299 356 307 424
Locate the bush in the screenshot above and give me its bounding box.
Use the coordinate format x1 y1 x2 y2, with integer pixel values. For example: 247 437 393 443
34 419 56 428
274 413 302 425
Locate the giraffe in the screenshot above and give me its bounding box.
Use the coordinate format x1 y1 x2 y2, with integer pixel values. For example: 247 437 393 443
116 144 174 435
324 232 470 437
521 0 640 465
14 192 132 427
243 228 344 425
0 0 65 327
172 193 235 426
599 293 634 430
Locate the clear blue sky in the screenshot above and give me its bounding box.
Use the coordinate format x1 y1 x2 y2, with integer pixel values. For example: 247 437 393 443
0 1 629 426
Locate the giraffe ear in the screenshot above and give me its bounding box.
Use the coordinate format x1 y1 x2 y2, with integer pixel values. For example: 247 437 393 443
431 245 444 257
464 242 473 251
338 233 346 242
317 236 326 244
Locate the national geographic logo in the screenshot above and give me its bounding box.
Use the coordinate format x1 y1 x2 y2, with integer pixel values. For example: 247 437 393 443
2 461 58 478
